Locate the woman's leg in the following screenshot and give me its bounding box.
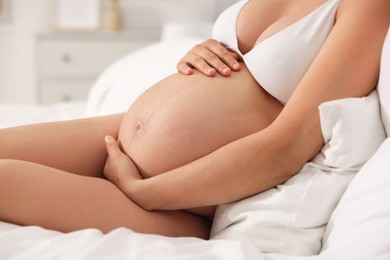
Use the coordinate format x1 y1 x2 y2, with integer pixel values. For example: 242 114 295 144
0 159 211 239
0 114 124 178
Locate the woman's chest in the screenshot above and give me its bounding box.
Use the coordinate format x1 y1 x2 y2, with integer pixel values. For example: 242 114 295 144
236 0 328 54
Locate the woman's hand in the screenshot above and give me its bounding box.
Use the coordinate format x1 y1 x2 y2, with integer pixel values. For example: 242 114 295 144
177 38 241 77
103 135 142 200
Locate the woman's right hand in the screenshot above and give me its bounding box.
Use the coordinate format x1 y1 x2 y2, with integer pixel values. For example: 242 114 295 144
177 39 241 77
104 136 143 202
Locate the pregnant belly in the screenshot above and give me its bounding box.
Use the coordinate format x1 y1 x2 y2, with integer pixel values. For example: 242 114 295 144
118 64 283 179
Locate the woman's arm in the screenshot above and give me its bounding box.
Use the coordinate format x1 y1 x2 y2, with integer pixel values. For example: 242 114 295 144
110 0 390 211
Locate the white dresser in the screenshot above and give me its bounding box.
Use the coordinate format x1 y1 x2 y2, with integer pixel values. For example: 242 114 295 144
35 30 159 104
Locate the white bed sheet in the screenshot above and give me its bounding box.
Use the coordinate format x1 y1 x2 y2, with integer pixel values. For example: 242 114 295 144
0 221 329 260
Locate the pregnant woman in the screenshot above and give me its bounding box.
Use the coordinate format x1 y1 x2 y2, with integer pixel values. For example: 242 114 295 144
0 0 388 240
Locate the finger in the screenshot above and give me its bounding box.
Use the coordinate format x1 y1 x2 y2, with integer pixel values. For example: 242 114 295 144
228 51 241 71
229 51 239 60
104 135 123 158
193 42 239 76
179 53 217 76
201 50 232 76
177 61 193 75
189 42 230 76
206 43 241 73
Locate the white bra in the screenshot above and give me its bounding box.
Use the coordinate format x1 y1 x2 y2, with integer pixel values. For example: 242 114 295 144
212 0 340 104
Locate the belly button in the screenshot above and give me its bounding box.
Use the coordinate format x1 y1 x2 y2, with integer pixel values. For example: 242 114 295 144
135 121 143 132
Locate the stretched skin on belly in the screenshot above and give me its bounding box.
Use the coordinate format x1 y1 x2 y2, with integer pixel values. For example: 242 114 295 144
118 63 283 179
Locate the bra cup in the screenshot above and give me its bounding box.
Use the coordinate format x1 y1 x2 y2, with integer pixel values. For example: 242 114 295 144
212 0 340 104
244 0 339 104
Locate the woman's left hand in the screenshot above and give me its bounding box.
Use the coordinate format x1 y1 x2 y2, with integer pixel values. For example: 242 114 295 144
103 135 142 199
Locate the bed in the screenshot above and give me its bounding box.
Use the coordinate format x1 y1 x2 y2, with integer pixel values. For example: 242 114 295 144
0 24 389 260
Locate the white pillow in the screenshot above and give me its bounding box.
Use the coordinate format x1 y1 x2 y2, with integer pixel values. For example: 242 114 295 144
313 91 385 169
377 27 390 136
85 38 203 117
210 91 385 256
320 138 390 260
319 27 390 260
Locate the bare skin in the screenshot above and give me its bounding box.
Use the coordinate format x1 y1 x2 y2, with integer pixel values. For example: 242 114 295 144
0 0 388 239
119 63 282 179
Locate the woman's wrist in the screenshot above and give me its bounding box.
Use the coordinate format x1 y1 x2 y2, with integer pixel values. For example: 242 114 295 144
122 178 155 211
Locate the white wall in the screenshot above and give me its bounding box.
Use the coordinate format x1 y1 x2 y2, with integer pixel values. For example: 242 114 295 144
0 35 17 102
0 0 238 104
109 0 239 29
0 0 52 103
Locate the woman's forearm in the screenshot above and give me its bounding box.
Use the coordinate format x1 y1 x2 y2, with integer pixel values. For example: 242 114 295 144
130 127 300 211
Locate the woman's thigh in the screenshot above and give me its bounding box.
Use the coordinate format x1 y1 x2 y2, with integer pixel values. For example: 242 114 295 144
0 159 211 239
0 114 124 177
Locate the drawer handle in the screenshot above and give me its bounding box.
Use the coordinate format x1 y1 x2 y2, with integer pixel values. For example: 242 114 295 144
61 54 71 63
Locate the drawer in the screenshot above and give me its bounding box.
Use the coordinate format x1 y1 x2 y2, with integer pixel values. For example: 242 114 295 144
38 79 93 104
37 39 151 78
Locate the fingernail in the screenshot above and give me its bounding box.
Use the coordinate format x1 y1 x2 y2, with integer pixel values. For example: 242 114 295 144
207 68 215 75
233 63 240 70
104 136 113 144
222 67 230 74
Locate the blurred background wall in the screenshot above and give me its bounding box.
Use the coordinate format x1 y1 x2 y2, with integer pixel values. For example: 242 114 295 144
0 0 238 104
